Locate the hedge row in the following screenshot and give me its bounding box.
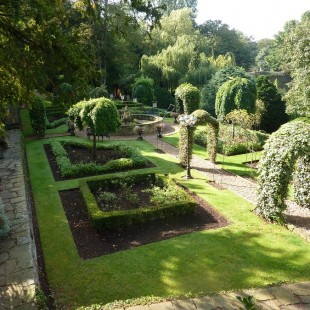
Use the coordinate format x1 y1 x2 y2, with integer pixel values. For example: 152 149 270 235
46 117 67 129
50 139 149 177
80 173 196 231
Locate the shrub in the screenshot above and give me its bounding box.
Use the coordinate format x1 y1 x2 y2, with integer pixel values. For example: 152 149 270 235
154 86 175 109
89 85 109 99
256 121 310 222
80 173 196 231
46 117 67 129
175 83 200 114
50 139 149 178
132 76 154 106
29 96 46 138
0 197 9 238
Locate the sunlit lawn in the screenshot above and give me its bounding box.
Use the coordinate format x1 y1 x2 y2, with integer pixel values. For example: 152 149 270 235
26 135 310 308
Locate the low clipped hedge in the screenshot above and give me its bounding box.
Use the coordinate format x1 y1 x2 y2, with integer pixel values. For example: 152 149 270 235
80 173 196 231
46 117 67 129
49 139 149 177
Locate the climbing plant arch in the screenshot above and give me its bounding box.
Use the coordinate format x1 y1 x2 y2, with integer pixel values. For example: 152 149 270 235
179 109 219 165
255 121 310 223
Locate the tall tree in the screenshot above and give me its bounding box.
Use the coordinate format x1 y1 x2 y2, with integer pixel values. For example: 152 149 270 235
155 0 198 15
256 75 288 133
199 20 256 70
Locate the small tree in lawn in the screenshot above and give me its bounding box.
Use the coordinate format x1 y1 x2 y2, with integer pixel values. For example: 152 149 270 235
68 97 121 159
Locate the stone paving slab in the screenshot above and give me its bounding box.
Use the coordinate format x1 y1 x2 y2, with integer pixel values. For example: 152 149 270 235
0 130 37 309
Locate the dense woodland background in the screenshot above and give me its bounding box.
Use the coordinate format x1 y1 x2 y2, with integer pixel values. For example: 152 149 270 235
1 0 309 128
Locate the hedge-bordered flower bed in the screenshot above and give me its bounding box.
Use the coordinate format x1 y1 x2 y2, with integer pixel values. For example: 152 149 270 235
80 172 196 231
49 139 149 177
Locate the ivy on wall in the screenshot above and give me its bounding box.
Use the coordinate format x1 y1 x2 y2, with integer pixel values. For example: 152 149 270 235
255 121 310 223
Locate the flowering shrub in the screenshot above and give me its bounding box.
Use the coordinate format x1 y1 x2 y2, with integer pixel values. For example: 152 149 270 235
256 121 310 222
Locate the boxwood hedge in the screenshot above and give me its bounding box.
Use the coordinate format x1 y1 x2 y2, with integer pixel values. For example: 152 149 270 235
49 139 149 177
80 173 196 231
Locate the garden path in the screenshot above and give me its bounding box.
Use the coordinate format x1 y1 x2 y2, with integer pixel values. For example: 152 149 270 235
0 129 37 309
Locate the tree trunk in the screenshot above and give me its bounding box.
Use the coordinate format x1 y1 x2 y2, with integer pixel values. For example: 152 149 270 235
92 134 97 160
102 0 108 86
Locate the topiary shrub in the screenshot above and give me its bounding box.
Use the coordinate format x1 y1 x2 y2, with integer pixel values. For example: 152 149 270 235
154 86 175 109
132 76 154 106
0 197 10 238
215 77 257 118
256 120 310 223
175 83 200 114
29 96 46 138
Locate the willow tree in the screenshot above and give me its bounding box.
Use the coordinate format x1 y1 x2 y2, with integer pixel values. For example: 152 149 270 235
68 97 120 159
215 77 257 118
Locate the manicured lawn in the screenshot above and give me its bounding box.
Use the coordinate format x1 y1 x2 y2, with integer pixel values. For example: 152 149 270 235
26 136 310 308
163 133 262 178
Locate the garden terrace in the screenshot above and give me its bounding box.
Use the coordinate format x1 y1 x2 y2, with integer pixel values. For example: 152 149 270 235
25 134 310 307
45 138 154 180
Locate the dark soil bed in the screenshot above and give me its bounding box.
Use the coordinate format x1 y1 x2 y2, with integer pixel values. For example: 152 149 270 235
59 189 229 259
44 144 155 181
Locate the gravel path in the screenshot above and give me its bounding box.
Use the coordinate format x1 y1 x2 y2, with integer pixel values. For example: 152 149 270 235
144 123 310 243
76 122 310 242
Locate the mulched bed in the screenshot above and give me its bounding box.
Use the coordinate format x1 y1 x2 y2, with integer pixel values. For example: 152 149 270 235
59 188 230 259
44 144 155 181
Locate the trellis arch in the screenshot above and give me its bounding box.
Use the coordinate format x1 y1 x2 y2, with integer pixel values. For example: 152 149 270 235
179 109 219 165
255 121 310 223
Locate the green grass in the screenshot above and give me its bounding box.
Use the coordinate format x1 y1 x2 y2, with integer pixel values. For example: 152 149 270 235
20 108 68 137
20 109 33 137
26 135 310 308
46 124 68 135
163 133 262 178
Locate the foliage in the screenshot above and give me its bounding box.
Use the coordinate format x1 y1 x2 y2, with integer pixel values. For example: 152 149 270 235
156 0 198 15
198 20 256 70
81 173 196 230
132 76 155 105
154 86 175 109
0 197 10 238
194 122 268 156
29 96 46 138
225 109 255 130
89 85 109 99
50 139 148 178
200 66 251 116
25 134 310 307
236 296 258 310
192 110 219 162
215 77 257 117
46 117 67 129
178 109 219 166
255 75 288 133
256 121 310 222
68 97 121 158
141 9 215 90
175 83 200 114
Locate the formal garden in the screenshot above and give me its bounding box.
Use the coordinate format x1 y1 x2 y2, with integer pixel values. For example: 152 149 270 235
1 2 310 309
